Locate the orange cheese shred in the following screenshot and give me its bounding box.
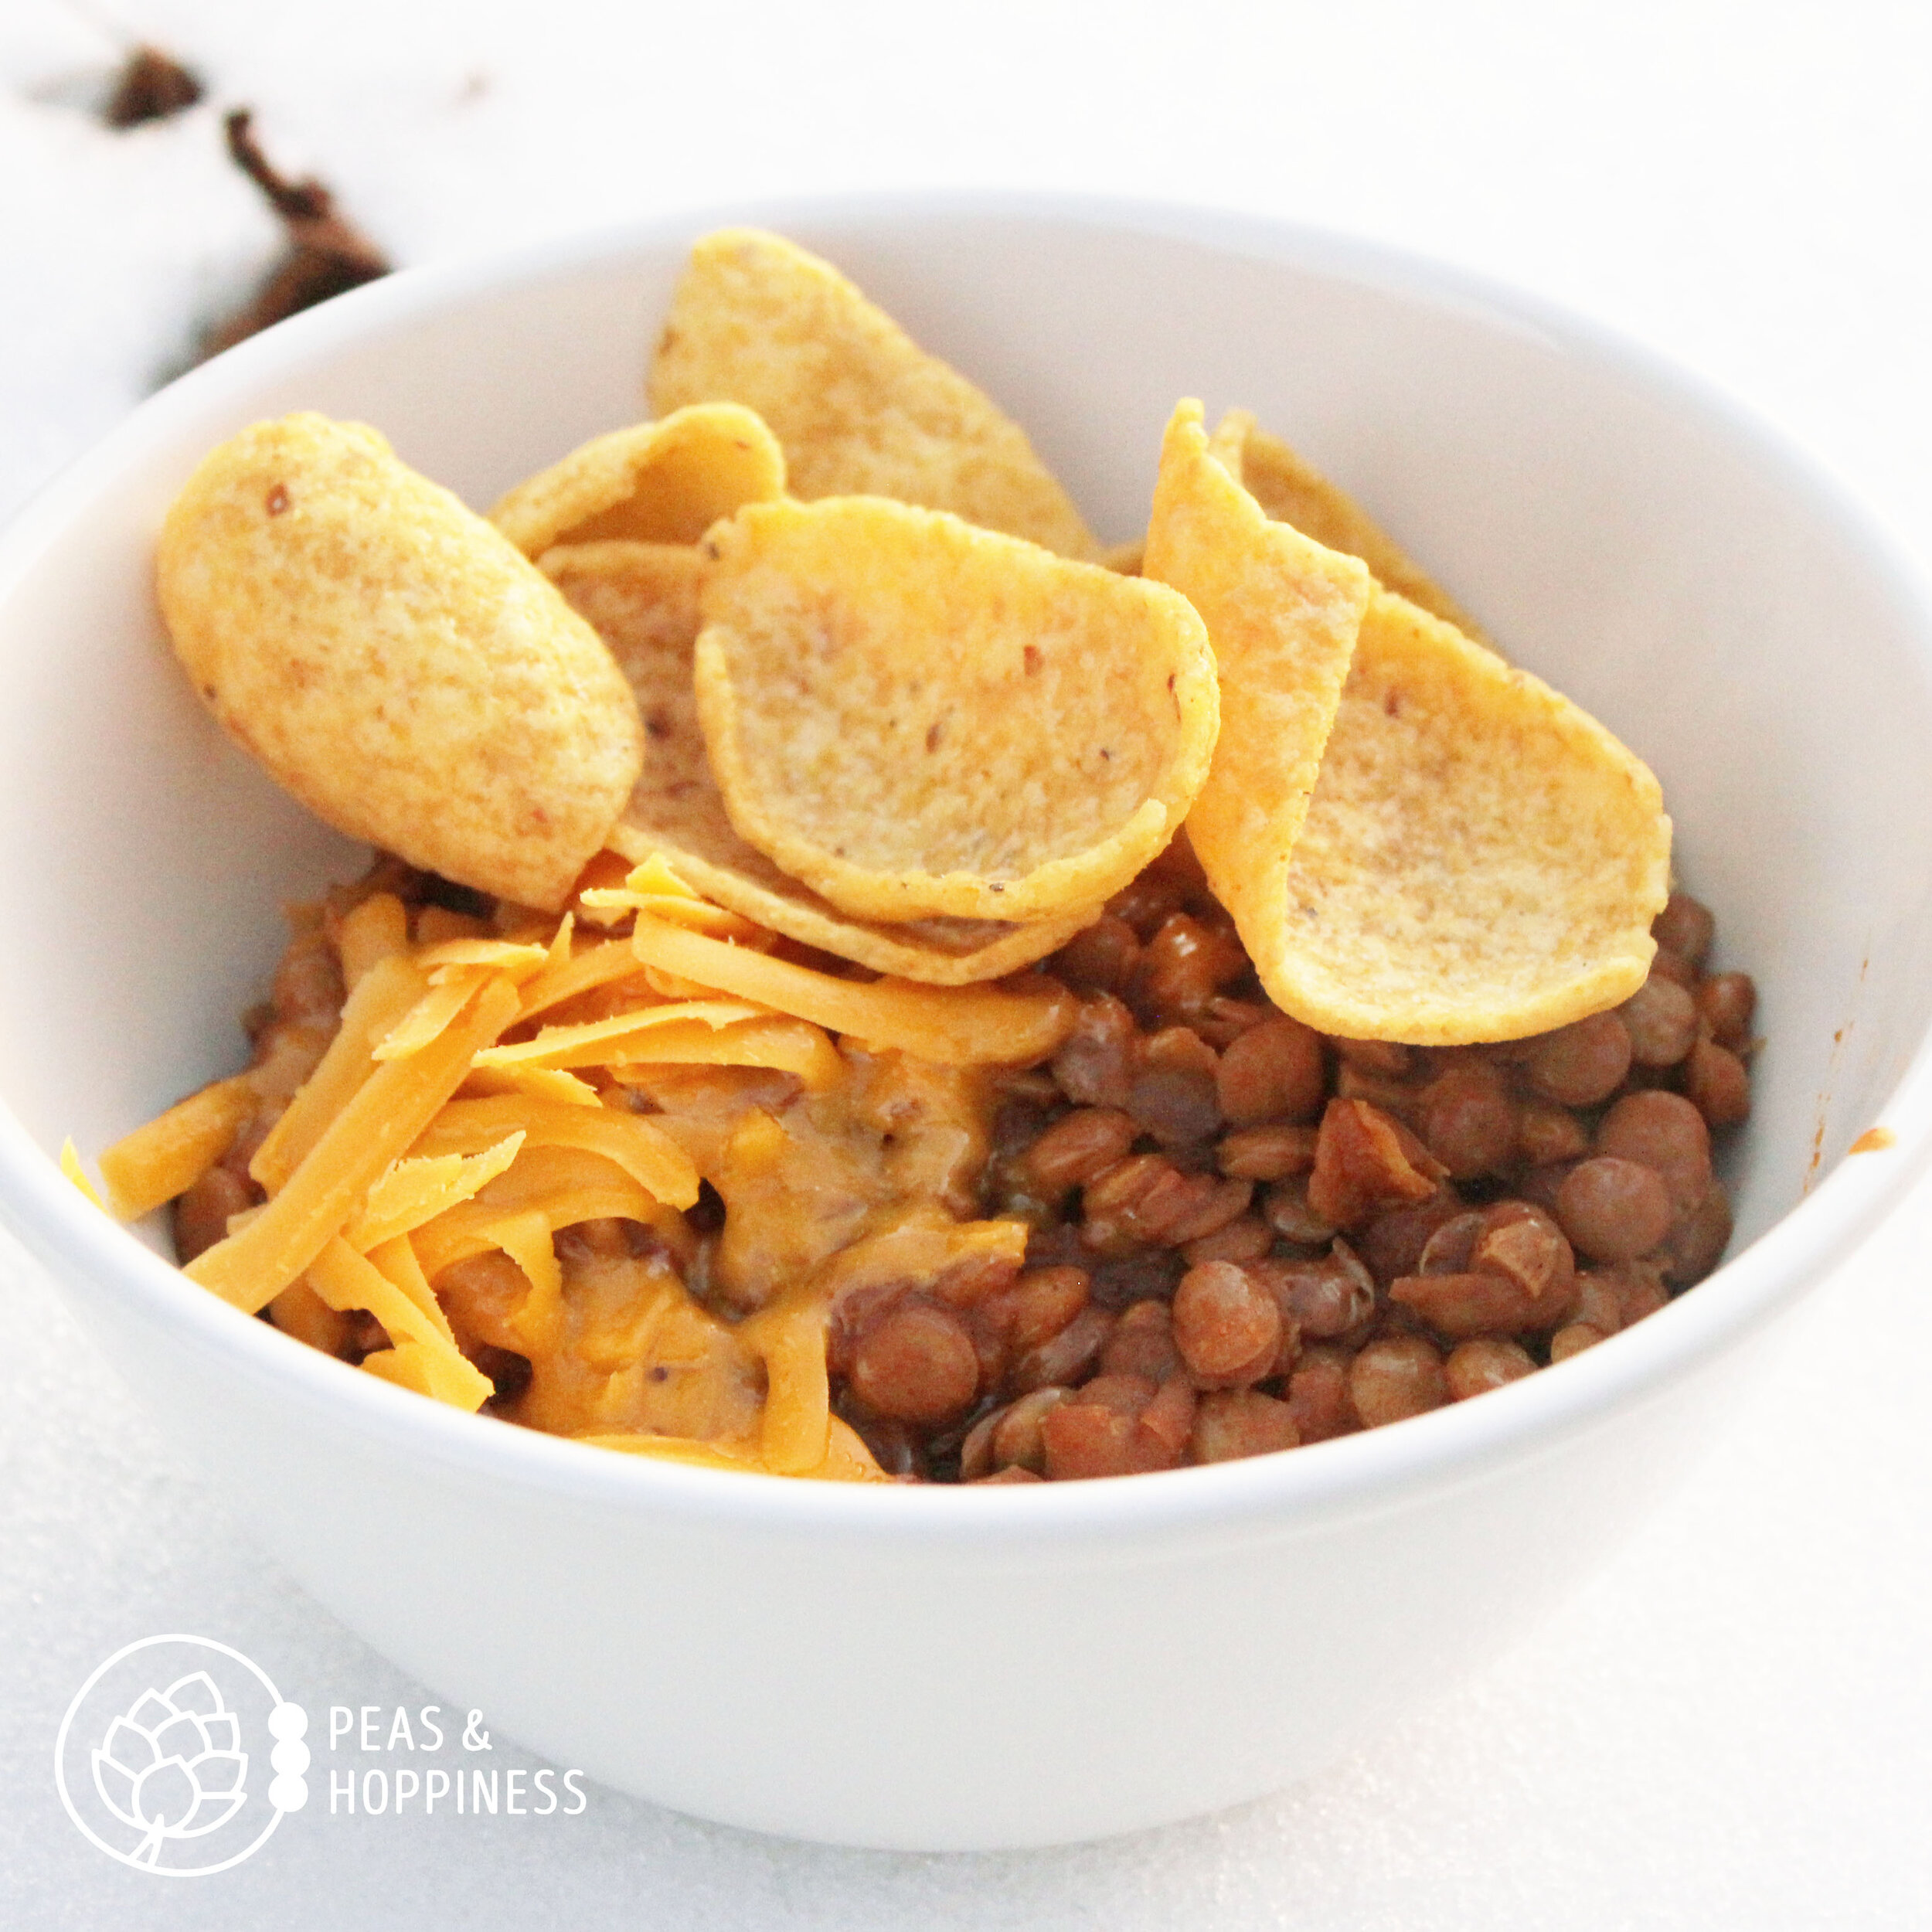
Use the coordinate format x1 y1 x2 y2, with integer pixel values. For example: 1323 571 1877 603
335 892 410 992
365 1233 458 1347
472 1000 767 1070
362 1338 495 1410
372 967 495 1061
344 1134 526 1250
461 1063 604 1107
60 1139 107 1209
628 916 1078 1063
97 1073 255 1220
600 1015 843 1090
416 937 551 981
491 1207 565 1355
250 953 428 1193
409 1143 667 1283
308 1233 447 1352
515 933 656 1022
186 976 522 1313
579 1416 886 1481
739 1287 832 1476
411 1094 699 1209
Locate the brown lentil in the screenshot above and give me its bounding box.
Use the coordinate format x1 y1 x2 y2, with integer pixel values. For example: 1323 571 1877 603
1286 1343 1357 1442
1683 1035 1752 1128
1653 891 1716 968
1555 1156 1675 1263
1697 972 1757 1048
1444 1337 1537 1400
1172 1261 1282 1386
1138 1371 1199 1461
1023 1107 1139 1196
1417 1065 1519 1178
1133 912 1247 1027
1328 1037 1413 1077
1262 1172 1338 1247
1191 1389 1300 1462
1216 1014 1326 1125
1620 973 1699 1066
1051 916 1140 997
1307 1098 1443 1229
1253 1249 1375 1340
1100 1298 1183 1382
1354 1193 1468 1288
1597 1090 1713 1213
1049 995 1137 1108
174 1165 254 1265
1549 1323 1607 1362
1516 1100 1590 1167
960 1385 1073 1478
1000 1266 1091 1351
1181 1213 1274 1267
1525 1011 1633 1107
1216 1121 1319 1182
1348 1333 1449 1427
1390 1270 1538 1339
1659 1182 1733 1287
848 1300 981 1423
1006 1302 1115 1393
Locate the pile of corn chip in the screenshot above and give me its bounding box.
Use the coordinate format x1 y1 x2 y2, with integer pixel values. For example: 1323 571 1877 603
157 226 1671 1046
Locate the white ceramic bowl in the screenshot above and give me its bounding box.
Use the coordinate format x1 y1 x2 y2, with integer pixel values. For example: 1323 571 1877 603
3 198 1931 1852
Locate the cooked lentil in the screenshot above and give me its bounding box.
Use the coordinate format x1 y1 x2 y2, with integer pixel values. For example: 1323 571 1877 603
192 847 1757 1481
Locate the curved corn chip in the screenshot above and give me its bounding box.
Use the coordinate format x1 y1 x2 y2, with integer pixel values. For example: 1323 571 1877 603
1209 410 1493 646
1145 400 1373 1019
157 414 644 910
491 403 785 556
1267 590 1672 1043
692 496 1219 923
650 228 1100 558
543 537 1100 981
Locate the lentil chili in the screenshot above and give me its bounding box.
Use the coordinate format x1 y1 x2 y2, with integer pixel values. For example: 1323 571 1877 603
178 843 1756 1481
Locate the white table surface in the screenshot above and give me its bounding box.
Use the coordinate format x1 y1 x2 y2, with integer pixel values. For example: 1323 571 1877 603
3 2 1930 1923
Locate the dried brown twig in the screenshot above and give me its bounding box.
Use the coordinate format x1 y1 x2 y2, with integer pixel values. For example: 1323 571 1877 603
101 45 203 128
197 109 391 359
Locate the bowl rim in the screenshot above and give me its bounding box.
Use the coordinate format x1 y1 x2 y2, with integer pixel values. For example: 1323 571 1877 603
3 186 1930 1549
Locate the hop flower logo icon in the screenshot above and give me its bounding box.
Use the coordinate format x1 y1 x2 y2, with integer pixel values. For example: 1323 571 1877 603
91 1669 250 1864
56 1635 307 1877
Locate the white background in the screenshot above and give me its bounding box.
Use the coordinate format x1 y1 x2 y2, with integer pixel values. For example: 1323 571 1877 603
3 0 1930 1923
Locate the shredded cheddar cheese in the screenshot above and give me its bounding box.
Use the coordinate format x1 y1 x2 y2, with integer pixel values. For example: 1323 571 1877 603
97 1074 256 1220
87 853 1061 1481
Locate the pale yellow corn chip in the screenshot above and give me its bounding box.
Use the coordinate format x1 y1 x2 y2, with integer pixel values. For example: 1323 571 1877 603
1209 410 1492 645
491 403 785 556
1144 400 1373 1012
650 228 1100 558
541 538 1098 981
692 496 1219 923
1267 589 1672 1043
157 414 643 910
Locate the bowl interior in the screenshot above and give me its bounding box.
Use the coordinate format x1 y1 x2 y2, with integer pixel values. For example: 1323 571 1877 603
4 201 1931 1278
